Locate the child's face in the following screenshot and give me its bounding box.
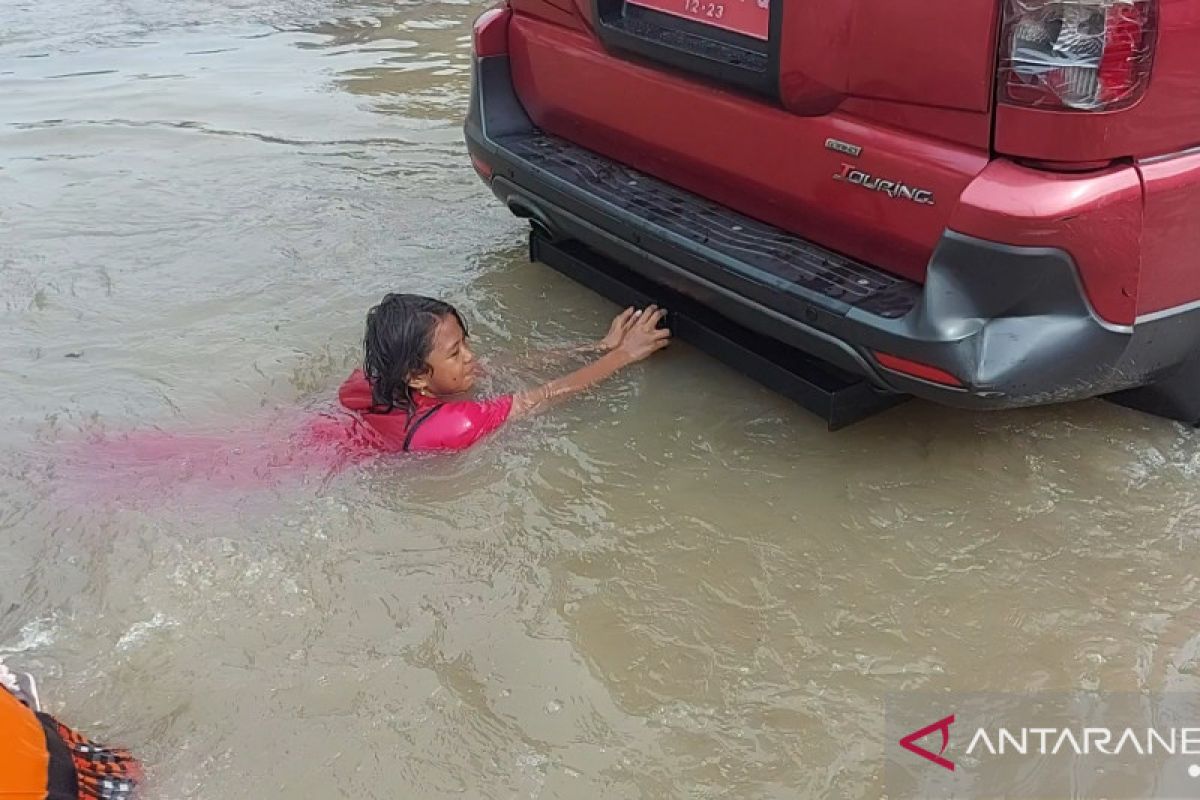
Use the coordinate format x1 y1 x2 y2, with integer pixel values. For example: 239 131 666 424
411 313 477 396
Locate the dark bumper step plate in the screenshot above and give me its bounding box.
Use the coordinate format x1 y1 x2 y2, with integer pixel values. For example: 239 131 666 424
502 132 920 320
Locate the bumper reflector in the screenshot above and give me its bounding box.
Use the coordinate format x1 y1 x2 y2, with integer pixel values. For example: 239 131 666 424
874 352 964 388
470 153 493 180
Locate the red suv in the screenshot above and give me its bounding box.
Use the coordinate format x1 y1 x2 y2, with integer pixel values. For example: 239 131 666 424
466 0 1200 425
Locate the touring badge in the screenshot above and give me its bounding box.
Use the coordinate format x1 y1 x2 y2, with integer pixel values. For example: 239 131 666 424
833 163 935 205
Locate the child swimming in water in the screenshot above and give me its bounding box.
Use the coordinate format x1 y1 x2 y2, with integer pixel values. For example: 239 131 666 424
333 293 672 453
62 293 666 505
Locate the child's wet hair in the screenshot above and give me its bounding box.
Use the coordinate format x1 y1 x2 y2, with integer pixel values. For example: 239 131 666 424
362 293 467 414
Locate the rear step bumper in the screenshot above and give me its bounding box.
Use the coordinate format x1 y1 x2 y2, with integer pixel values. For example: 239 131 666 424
466 53 1194 411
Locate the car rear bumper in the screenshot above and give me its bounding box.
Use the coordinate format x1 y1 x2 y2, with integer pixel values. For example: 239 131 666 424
466 53 1200 410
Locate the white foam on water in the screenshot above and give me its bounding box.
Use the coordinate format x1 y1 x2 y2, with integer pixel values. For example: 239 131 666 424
1 614 60 654
116 612 178 651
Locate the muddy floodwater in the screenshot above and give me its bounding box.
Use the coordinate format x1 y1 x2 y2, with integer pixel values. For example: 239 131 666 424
3 2 1200 798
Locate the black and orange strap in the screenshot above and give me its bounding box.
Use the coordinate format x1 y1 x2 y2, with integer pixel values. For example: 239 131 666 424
38 713 80 800
46 715 141 799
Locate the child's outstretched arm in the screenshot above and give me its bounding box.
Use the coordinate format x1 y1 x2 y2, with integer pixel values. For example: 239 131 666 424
518 307 641 368
509 306 671 420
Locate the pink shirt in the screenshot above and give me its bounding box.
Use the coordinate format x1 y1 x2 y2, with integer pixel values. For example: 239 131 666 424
331 370 513 453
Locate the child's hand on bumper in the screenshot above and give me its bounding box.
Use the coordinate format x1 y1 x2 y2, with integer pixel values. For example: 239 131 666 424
599 306 639 351
614 305 671 363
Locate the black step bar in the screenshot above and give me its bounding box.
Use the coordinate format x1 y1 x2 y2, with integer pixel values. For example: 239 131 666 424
530 231 909 430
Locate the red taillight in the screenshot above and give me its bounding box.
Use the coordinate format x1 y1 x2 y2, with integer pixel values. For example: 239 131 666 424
873 352 964 388
1000 0 1156 112
472 6 511 58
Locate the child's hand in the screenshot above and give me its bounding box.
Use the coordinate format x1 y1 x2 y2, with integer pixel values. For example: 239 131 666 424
511 305 672 420
599 307 639 352
614 305 671 363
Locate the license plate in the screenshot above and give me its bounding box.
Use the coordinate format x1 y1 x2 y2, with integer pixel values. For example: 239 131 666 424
626 0 769 40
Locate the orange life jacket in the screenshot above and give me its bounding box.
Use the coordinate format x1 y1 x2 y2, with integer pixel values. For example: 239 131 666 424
0 686 53 799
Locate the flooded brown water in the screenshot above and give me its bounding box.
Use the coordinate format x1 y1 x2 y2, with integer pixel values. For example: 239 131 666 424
3 2 1200 797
